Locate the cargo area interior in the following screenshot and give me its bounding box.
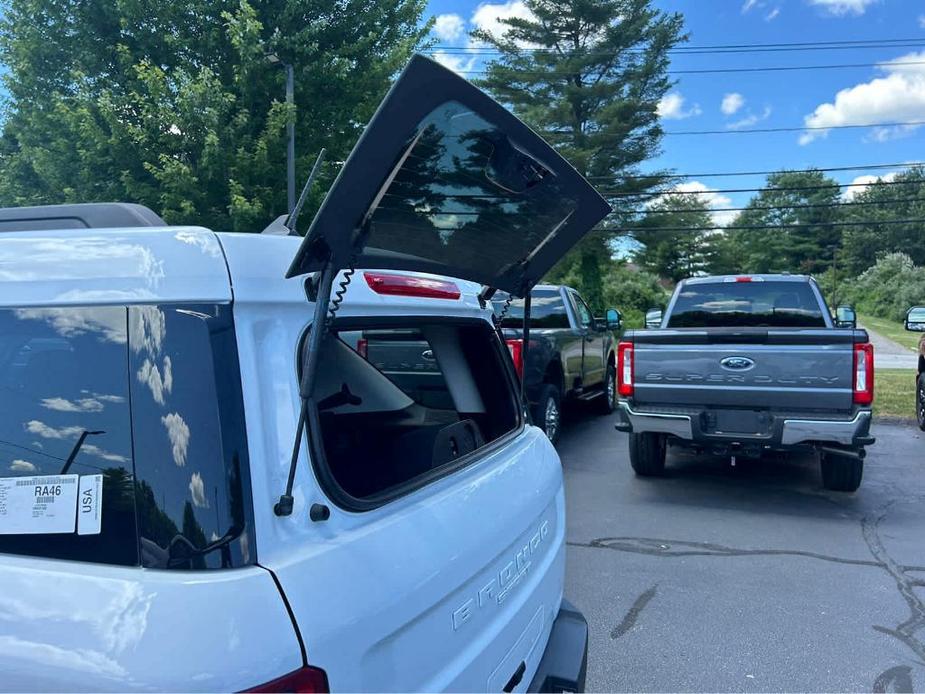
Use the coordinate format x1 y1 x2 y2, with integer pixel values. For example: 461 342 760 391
311 321 520 499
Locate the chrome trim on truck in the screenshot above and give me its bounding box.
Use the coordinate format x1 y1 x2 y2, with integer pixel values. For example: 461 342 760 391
617 402 693 438
780 410 872 446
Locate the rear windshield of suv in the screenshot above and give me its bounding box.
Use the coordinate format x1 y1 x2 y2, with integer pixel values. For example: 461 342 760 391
0 304 254 569
492 289 570 328
667 281 828 328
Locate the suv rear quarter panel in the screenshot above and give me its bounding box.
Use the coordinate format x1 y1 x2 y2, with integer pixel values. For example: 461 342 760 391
0 555 302 691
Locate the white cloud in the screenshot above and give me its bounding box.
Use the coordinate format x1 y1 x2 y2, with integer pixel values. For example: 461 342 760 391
808 0 878 16
431 50 479 76
765 7 781 20
41 397 104 413
10 460 36 473
650 182 736 228
728 106 772 130
470 1 536 46
161 412 190 467
842 172 899 200
800 52 925 145
721 93 745 116
189 472 208 508
433 13 466 42
137 356 173 406
13 308 126 344
919 14 925 29
25 421 84 440
742 0 761 12
82 444 129 464
657 93 702 120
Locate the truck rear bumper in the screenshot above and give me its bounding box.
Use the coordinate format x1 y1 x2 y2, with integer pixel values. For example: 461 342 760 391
615 402 873 448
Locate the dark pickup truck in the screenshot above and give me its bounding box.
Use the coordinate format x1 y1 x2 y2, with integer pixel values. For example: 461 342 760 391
493 285 622 443
905 306 925 430
615 274 875 491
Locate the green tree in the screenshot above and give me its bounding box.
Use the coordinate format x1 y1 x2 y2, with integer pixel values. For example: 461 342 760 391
601 263 668 328
843 252 925 322
840 167 925 275
474 0 686 309
632 193 713 281
723 170 842 274
0 0 430 231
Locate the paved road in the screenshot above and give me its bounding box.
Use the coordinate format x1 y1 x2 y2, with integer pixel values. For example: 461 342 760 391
860 323 919 370
560 410 925 692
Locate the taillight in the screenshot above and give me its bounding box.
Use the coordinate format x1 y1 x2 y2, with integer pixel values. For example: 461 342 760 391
356 338 368 359
617 341 634 397
853 342 874 405
364 272 461 300
244 666 329 693
506 338 524 380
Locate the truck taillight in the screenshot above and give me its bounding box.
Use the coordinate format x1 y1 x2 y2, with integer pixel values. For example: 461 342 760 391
356 338 368 359
506 338 524 380
853 342 874 405
617 341 634 397
244 666 329 693
364 272 461 299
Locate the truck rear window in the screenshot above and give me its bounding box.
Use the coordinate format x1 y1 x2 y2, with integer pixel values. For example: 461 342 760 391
667 281 828 328
0 304 254 569
492 289 570 328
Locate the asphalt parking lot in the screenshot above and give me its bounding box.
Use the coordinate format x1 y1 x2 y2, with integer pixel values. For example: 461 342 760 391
560 411 925 693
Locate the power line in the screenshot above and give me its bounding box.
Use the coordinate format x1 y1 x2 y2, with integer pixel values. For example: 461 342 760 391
430 43 925 57
430 37 925 53
623 218 925 233
596 162 923 181
603 179 922 197
664 120 925 136
643 195 925 215
452 59 925 76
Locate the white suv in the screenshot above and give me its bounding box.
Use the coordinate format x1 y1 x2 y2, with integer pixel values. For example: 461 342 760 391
0 55 609 692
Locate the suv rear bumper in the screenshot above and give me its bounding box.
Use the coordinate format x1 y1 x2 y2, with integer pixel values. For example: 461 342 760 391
528 599 588 693
615 402 874 448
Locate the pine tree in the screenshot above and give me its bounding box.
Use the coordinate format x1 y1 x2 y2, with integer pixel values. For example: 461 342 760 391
474 0 685 308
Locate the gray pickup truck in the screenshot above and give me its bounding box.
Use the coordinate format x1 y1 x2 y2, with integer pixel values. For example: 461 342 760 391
614 274 875 491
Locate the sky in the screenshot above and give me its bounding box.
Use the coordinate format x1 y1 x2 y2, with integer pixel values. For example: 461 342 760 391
421 0 925 223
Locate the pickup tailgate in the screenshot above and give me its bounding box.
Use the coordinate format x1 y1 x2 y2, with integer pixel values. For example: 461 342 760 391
630 328 864 411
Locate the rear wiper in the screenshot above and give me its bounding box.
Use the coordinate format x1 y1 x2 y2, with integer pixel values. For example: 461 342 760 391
60 430 105 474
165 526 241 569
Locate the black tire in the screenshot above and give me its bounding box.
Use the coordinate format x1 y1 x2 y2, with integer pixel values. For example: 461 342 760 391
533 384 562 445
820 451 863 492
596 362 617 415
917 372 925 432
629 432 666 476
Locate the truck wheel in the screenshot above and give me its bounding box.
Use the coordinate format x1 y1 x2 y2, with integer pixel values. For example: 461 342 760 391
596 362 617 415
820 452 863 492
533 385 562 445
917 373 925 432
629 432 666 476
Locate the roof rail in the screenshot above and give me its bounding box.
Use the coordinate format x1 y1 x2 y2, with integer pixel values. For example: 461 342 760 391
0 203 167 232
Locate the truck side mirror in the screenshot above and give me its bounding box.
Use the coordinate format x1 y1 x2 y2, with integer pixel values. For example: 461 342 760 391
645 308 663 329
834 305 857 329
605 308 622 331
906 306 925 332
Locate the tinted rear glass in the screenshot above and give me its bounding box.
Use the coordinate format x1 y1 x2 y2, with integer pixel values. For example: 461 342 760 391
0 307 137 565
492 289 570 328
0 303 254 568
367 101 578 282
667 281 827 328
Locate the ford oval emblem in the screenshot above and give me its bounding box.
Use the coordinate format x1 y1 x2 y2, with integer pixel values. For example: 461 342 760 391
720 356 755 371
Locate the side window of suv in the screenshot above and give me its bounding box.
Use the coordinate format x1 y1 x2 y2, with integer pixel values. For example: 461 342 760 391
0 306 138 566
129 304 255 570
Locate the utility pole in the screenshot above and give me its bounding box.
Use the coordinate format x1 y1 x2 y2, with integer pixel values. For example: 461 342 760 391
266 53 296 213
